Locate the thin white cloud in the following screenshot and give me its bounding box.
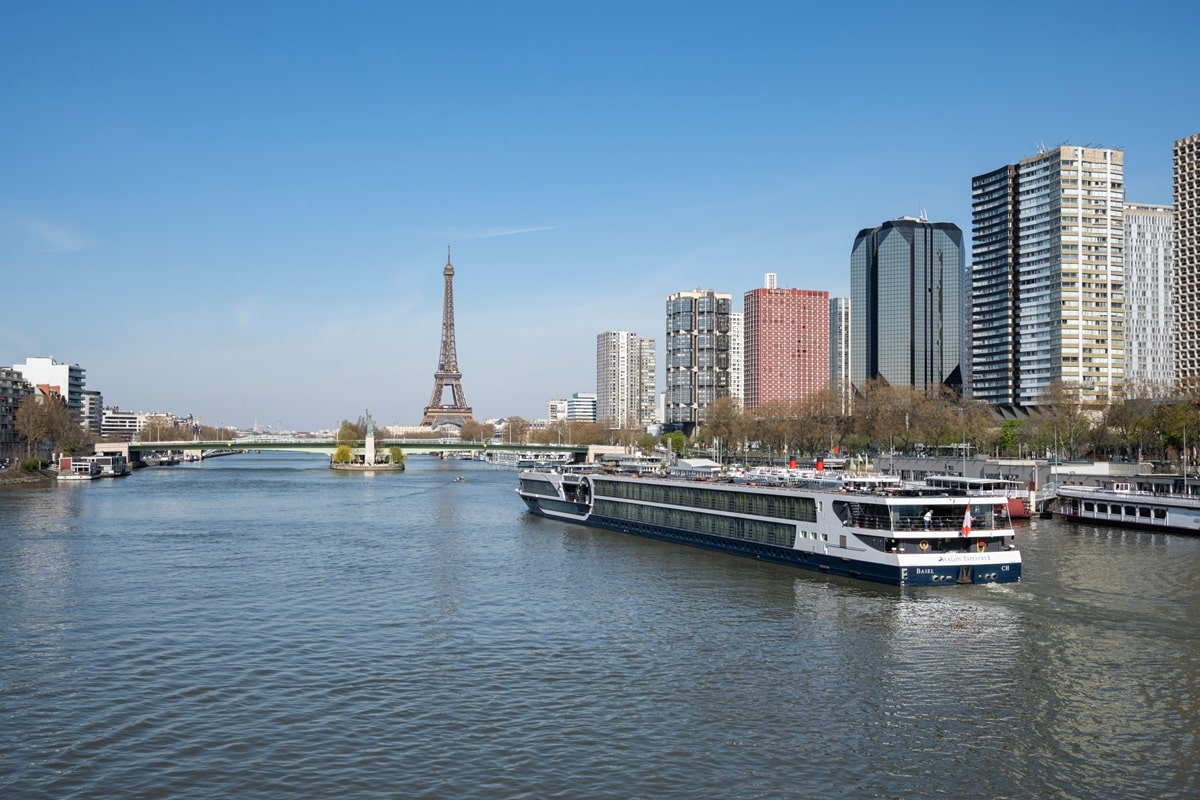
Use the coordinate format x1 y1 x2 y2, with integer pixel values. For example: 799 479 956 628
5 213 93 253
467 225 558 240
437 225 558 240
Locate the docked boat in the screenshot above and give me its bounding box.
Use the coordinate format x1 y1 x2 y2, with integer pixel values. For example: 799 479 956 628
516 470 1021 586
57 457 101 481
1053 480 1200 534
917 475 1032 519
485 450 573 469
87 454 130 477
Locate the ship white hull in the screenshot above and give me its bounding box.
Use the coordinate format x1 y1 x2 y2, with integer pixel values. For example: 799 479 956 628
518 471 1021 587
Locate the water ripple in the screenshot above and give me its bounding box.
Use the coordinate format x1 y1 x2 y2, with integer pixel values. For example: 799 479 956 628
2 456 1198 799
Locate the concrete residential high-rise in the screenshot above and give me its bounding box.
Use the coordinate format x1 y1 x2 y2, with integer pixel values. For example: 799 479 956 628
851 217 964 393
971 146 1125 406
1174 133 1200 388
728 311 744 406
595 331 656 429
743 277 829 410
829 297 852 414
665 288 731 435
1124 203 1174 395
1 366 32 460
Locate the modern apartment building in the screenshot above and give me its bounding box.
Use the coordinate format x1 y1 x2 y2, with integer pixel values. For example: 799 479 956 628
595 331 656 429
743 277 829 410
851 216 964 393
566 392 597 422
971 146 1125 406
80 389 104 436
829 297 851 415
12 356 87 412
1174 133 1200 389
728 312 744 407
665 288 731 435
546 398 569 423
101 407 145 440
1 367 32 459
1123 203 1175 395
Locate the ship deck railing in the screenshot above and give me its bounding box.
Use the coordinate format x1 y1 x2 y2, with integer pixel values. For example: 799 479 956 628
847 515 1009 533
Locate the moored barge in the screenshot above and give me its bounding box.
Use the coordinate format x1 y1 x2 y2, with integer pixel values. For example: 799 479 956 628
1054 480 1200 534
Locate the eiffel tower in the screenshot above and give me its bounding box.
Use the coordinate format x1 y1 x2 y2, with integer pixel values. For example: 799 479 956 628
420 248 474 429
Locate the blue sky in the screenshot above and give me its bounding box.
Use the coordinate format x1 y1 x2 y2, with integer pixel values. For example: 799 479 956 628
2 1 1195 431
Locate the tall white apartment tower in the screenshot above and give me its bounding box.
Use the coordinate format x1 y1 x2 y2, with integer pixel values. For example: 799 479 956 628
971 146 1125 406
595 331 656 429
1124 203 1175 395
829 297 852 415
637 337 657 426
665 288 732 435
729 311 744 407
1174 133 1200 389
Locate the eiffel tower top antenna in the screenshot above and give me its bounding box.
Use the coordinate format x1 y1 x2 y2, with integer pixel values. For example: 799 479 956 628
420 248 474 429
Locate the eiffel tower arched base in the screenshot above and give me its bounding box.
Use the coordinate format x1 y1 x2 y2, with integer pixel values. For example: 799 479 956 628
420 406 474 430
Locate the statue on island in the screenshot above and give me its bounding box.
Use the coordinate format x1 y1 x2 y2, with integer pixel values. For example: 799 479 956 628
331 409 403 472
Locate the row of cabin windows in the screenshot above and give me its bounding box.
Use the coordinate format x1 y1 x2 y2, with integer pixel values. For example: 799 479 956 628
1084 502 1167 519
594 479 818 522
594 499 797 548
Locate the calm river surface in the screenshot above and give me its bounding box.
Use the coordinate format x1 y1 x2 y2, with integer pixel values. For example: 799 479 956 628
2 452 1198 799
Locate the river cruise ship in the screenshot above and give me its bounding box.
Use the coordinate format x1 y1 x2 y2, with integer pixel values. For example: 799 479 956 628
1054 480 1200 534
517 471 1021 586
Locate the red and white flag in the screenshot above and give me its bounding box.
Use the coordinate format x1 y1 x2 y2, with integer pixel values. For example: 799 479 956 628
961 504 972 537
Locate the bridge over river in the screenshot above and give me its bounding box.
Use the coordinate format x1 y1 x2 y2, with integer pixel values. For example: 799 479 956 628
97 437 602 462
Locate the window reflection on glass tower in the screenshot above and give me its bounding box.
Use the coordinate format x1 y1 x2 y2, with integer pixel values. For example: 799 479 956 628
850 216 965 394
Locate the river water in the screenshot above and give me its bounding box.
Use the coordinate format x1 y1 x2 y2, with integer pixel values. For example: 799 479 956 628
1 452 1197 799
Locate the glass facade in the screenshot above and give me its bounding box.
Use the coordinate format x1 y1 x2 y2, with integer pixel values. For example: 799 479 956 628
850 218 964 392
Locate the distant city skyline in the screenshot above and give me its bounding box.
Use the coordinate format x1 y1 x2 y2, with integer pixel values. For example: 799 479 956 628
2 3 1194 429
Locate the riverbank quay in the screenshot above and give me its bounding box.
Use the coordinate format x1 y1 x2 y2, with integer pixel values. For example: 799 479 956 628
0 468 54 486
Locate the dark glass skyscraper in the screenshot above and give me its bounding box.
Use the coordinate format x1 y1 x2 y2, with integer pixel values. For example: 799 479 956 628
850 217 965 393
